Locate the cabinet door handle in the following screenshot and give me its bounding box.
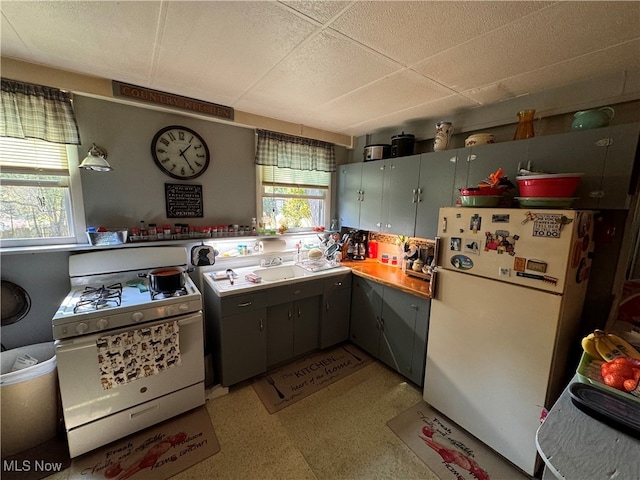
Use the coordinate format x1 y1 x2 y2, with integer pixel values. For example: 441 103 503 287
326 302 330 312
259 318 264 331
334 282 342 286
379 318 385 331
449 156 458 163
467 154 477 162
298 308 302 317
237 301 252 307
293 289 301 295
589 190 605 198
410 304 419 310
288 310 292 320
416 187 423 203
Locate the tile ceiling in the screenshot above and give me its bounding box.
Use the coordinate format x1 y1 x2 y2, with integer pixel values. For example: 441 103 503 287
1 1 639 138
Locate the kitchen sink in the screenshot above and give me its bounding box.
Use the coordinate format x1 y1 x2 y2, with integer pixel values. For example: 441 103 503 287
253 264 309 281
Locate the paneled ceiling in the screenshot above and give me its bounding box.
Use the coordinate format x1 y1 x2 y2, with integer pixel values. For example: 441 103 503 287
1 1 639 138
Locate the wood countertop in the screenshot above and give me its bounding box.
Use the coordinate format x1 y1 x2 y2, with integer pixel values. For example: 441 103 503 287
341 259 432 299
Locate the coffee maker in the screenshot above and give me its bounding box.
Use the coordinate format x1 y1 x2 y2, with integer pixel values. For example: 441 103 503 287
347 229 368 261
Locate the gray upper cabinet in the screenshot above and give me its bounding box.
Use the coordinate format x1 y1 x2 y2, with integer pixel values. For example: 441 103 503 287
524 123 639 209
382 155 421 236
415 150 458 239
359 161 385 232
453 140 528 197
338 123 639 238
337 162 363 229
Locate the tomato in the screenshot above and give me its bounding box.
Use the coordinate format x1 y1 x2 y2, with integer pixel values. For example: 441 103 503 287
605 363 635 378
623 377 639 392
603 373 626 390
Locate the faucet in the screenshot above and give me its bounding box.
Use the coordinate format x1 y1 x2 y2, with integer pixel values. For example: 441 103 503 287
260 256 283 267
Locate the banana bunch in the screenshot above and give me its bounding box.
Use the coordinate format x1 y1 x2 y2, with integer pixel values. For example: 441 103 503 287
581 329 640 362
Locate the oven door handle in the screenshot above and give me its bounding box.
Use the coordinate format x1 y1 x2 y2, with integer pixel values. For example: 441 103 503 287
130 403 159 419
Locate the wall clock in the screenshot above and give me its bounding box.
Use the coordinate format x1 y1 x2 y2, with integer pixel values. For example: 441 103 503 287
151 125 210 180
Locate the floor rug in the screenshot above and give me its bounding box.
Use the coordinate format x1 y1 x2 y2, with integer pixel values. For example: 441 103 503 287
387 402 530 480
67 405 220 480
253 343 373 414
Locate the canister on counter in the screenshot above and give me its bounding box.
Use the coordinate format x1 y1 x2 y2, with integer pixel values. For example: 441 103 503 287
368 240 378 259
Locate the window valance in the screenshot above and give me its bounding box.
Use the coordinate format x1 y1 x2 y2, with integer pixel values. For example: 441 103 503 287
1 78 81 145
255 129 336 173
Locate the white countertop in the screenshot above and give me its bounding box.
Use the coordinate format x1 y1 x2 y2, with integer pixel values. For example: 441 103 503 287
536 376 640 480
203 261 351 297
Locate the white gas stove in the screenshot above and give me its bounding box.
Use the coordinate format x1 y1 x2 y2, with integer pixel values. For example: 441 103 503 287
53 246 205 458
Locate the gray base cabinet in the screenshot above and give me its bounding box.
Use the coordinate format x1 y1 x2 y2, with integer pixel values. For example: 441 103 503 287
320 272 352 349
349 276 430 386
205 271 352 387
204 288 267 387
266 296 321 368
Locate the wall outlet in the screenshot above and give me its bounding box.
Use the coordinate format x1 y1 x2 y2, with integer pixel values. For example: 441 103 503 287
499 267 510 277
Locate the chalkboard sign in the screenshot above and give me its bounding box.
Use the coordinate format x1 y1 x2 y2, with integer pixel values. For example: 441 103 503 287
165 183 203 218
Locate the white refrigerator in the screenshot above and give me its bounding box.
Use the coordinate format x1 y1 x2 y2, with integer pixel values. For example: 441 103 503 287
423 207 595 476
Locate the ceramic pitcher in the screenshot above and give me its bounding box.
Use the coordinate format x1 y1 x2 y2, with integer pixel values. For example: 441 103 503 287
571 106 615 131
434 122 454 151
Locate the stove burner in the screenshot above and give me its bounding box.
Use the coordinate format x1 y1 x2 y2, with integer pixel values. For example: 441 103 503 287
74 283 123 313
150 287 188 301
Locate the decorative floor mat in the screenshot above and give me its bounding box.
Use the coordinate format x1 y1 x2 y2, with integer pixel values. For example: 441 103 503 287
67 405 220 480
253 343 373 414
387 401 530 480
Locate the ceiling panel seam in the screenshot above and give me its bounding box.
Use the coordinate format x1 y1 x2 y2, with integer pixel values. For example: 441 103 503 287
148 1 170 85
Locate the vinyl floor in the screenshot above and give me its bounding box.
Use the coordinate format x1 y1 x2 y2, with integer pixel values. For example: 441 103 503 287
46 360 437 480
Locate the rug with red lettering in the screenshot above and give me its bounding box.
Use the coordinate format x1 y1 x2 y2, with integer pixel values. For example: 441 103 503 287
387 402 530 480
66 406 220 480
252 343 373 414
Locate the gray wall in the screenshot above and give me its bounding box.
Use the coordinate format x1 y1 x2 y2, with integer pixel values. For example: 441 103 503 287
76 96 257 228
0 96 349 349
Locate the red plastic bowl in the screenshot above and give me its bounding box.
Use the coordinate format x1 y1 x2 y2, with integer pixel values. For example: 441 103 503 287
516 173 583 197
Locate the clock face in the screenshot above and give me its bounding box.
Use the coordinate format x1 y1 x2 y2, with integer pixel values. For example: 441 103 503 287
151 126 210 180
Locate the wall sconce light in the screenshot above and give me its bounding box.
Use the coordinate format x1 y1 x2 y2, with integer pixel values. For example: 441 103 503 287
79 143 112 171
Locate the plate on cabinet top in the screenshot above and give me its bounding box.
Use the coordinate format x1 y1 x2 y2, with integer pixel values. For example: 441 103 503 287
515 197 578 208
1 280 31 326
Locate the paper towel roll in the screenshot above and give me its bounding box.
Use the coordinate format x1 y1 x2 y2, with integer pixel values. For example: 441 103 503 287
259 238 286 253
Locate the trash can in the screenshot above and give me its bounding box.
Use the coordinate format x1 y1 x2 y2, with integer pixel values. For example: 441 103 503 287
0 342 58 457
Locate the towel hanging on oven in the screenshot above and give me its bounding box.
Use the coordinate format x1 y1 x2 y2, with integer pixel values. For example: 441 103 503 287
97 321 181 390
191 243 217 266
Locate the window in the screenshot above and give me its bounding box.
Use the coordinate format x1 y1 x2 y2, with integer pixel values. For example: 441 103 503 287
0 136 86 247
258 165 330 232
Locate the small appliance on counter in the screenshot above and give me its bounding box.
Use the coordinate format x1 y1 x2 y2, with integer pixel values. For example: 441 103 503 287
344 229 368 260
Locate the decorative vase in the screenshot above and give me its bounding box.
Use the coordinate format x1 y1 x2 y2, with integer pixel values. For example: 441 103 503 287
434 122 454 151
513 109 536 140
571 107 615 131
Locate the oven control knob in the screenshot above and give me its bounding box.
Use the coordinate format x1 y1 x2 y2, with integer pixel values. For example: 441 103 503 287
178 303 189 312
76 322 89 334
131 311 145 322
165 306 176 317
96 318 109 330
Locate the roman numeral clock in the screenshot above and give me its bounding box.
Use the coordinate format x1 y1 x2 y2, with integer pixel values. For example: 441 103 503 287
151 125 210 180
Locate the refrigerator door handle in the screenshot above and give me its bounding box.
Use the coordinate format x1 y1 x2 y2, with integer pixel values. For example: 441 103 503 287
429 268 438 299
433 236 441 266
